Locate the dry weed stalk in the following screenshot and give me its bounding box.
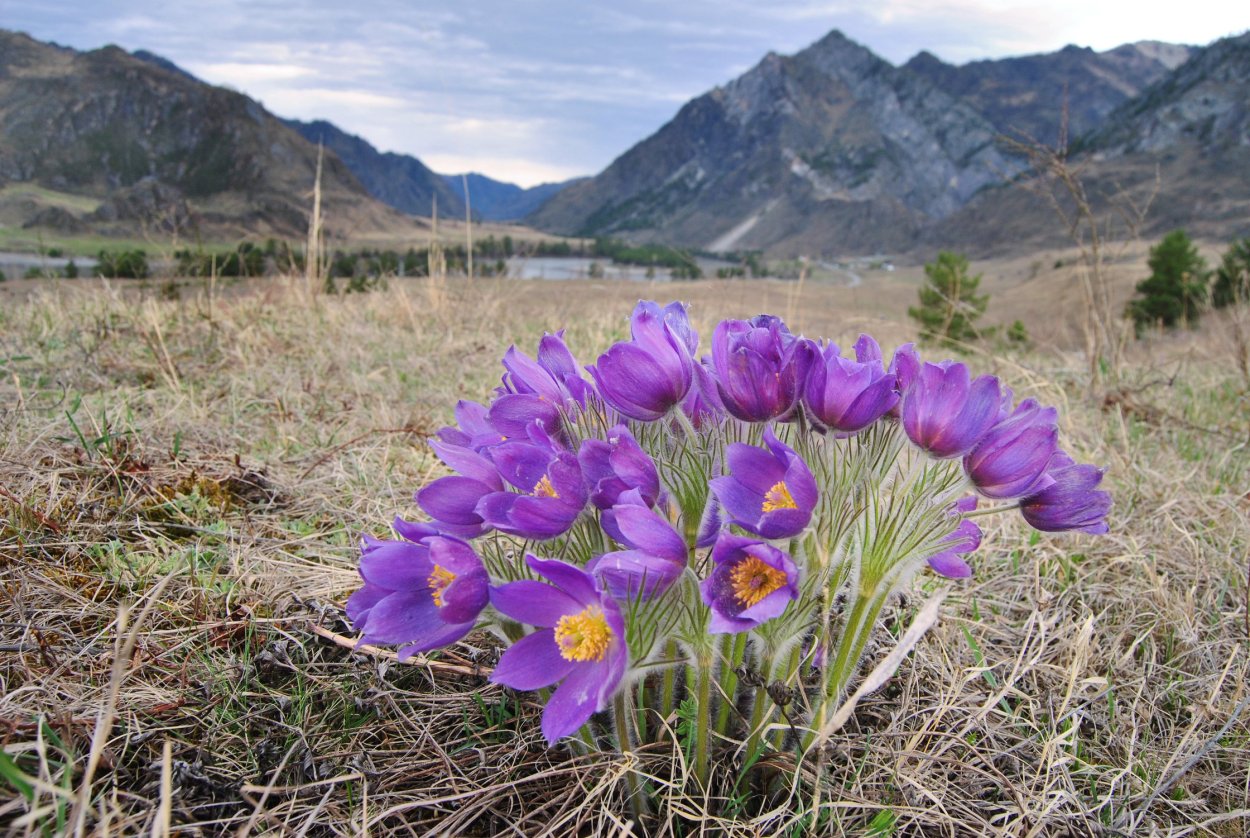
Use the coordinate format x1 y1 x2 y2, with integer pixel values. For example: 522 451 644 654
303 142 326 299
1005 130 1158 396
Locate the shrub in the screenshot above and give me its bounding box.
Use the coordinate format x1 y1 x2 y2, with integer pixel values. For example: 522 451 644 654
96 249 149 279
1126 230 1208 334
908 251 988 347
1212 237 1250 309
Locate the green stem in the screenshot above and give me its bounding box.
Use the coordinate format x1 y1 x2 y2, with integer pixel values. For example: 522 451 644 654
741 651 775 764
801 584 890 754
694 652 713 789
715 633 748 735
613 691 650 819
660 640 677 724
826 584 889 701
635 677 649 745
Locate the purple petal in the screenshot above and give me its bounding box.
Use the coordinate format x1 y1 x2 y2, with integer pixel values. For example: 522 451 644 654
540 663 606 743
612 504 686 561
418 476 493 526
359 540 432 589
927 552 972 578
357 590 444 645
490 580 583 627
527 556 600 605
491 629 574 691
396 620 475 658
725 444 786 494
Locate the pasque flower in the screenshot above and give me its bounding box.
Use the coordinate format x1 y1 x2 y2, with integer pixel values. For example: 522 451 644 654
701 533 800 633
804 340 900 433
902 361 1002 458
347 534 489 659
588 301 694 421
711 427 817 539
490 557 628 743
416 441 504 538
590 497 688 599
924 497 982 579
477 441 587 540
577 425 662 511
964 398 1059 498
711 315 809 422
1020 452 1111 534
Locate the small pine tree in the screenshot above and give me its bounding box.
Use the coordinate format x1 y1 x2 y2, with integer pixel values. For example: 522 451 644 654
1212 237 1250 309
1126 230 1208 334
908 251 988 347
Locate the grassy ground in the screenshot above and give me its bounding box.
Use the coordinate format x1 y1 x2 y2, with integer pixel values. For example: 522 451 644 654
1 273 1247 835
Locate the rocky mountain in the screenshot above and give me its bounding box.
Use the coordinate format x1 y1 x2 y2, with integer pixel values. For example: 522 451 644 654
528 30 1024 256
902 41 1192 147
283 118 468 219
0 29 418 241
929 31 1250 255
1084 32 1250 154
441 172 585 222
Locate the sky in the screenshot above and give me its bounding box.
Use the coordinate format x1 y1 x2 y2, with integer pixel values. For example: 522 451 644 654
5 2 1248 186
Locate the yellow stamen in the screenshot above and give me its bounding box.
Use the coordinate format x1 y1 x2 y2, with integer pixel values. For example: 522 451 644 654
761 480 798 512
533 474 559 499
729 557 788 608
553 605 613 662
428 564 457 608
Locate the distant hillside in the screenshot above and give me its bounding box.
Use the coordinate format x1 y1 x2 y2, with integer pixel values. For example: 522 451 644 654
929 32 1250 255
1085 32 1250 155
441 173 585 221
902 42 1192 147
528 30 1022 256
0 30 422 242
283 118 467 219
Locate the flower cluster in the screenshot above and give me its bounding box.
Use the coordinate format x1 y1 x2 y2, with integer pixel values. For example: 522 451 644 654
347 301 1110 766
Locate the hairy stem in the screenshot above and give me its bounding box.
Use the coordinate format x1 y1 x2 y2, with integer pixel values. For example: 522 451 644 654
714 632 748 736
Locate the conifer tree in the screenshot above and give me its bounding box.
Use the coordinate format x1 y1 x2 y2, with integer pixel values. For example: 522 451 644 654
1212 237 1250 309
1126 230 1208 334
908 251 988 348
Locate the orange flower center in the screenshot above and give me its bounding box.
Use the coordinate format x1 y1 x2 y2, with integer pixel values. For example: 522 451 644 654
729 556 788 608
553 605 613 662
761 480 797 513
533 475 559 499
428 564 457 608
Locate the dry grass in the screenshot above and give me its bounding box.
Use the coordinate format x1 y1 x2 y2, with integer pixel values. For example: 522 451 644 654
1 273 1247 835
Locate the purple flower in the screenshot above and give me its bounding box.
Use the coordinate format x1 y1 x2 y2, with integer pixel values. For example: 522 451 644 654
710 316 809 422
487 393 562 439
1020 452 1111 534
964 398 1059 499
577 425 661 510
804 340 900 433
885 343 922 419
681 359 727 429
436 400 507 451
588 301 694 421
490 557 628 743
347 534 489 659
701 534 800 633
500 334 593 409
416 441 505 538
477 442 587 539
711 427 818 539
901 362 1002 458
590 501 688 599
925 497 982 579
